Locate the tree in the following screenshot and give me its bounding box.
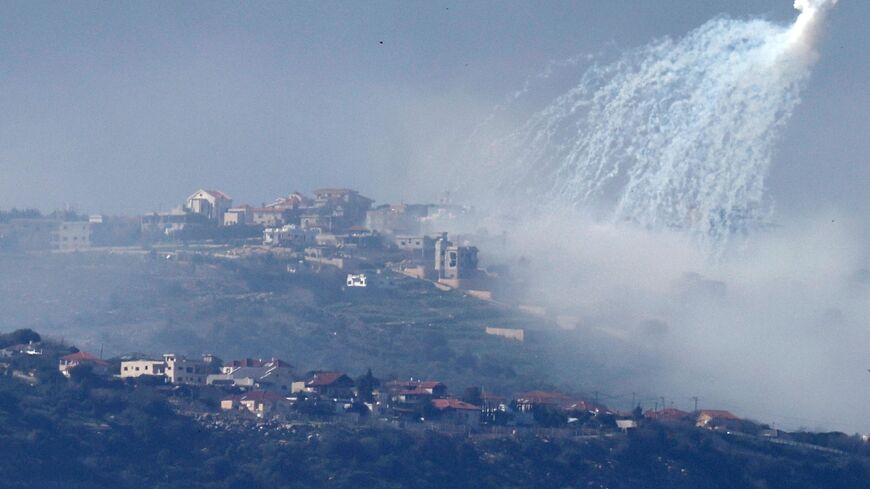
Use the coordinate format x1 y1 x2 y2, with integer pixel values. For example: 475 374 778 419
355 369 380 404
0 329 41 349
461 386 482 406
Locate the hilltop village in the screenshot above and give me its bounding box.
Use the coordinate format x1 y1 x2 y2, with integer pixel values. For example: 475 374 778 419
1 188 866 449
0 188 499 299
4 191 870 488
5 328 774 438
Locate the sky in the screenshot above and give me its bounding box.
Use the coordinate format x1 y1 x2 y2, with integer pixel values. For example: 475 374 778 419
2 0 870 432
0 0 867 216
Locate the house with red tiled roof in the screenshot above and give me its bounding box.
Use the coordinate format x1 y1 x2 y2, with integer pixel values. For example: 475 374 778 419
382 380 448 408
645 408 690 423
184 189 232 224
514 391 572 412
696 409 741 429
430 398 481 427
58 351 109 378
298 371 355 399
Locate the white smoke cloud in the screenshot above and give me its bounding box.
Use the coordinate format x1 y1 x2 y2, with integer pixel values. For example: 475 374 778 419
450 0 860 431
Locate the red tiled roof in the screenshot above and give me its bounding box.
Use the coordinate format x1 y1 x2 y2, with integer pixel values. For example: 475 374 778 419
398 389 431 397
645 408 689 420
60 351 108 365
515 391 571 405
431 399 479 411
698 410 740 421
306 371 350 387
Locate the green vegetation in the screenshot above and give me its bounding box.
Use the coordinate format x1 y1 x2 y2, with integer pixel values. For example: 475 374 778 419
0 252 583 395
1 350 869 489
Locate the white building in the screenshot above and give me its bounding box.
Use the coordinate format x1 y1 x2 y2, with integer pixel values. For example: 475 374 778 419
346 273 367 287
163 353 220 385
120 359 166 379
263 224 319 247
185 189 233 223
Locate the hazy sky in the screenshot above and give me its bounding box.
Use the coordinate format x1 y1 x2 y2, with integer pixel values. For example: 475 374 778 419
0 0 867 215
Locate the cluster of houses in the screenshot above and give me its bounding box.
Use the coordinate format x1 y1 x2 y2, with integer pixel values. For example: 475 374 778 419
33 345 748 432
1 186 493 296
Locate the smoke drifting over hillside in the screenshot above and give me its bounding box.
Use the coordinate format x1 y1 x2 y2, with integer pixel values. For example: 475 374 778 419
453 1 869 431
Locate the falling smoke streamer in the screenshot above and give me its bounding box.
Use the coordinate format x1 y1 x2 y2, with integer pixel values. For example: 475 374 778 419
464 0 837 255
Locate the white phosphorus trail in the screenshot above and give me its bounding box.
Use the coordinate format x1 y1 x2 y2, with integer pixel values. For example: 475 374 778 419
468 0 838 255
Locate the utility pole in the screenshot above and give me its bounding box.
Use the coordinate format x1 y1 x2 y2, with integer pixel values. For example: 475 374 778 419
631 392 636 409
593 391 599 406
692 396 699 412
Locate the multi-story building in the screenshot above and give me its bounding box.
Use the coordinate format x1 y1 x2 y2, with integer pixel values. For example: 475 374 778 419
120 359 166 379
184 189 232 224
163 353 220 385
208 358 295 392
52 221 91 250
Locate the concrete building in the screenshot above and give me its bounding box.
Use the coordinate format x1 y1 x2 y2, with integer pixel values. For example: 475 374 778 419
163 353 220 385
52 221 91 250
365 203 429 235
0 218 58 250
141 208 205 236
311 188 374 233
295 371 355 399
485 327 525 342
221 390 290 417
434 237 481 288
263 224 318 247
208 358 295 392
251 207 285 227
120 359 166 379
223 205 253 226
184 189 232 224
430 399 481 427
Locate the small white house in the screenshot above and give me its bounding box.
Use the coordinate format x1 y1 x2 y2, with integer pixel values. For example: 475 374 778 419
346 273 367 287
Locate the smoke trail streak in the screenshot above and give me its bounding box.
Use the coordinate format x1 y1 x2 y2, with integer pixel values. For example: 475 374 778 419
465 1 837 255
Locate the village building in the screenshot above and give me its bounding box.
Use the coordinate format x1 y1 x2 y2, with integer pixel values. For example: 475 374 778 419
141 208 206 236
223 205 254 226
251 207 286 227
163 353 221 385
52 221 92 250
645 408 690 423
0 218 89 251
430 398 481 427
0 342 43 358
294 371 355 399
58 351 109 377
695 409 741 430
184 189 232 224
263 224 318 247
120 359 166 379
514 391 573 413
207 358 294 392
221 390 290 417
365 203 430 235
310 188 374 233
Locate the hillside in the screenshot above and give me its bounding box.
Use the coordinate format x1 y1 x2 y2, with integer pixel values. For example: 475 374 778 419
0 250 633 395
1 351 869 489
